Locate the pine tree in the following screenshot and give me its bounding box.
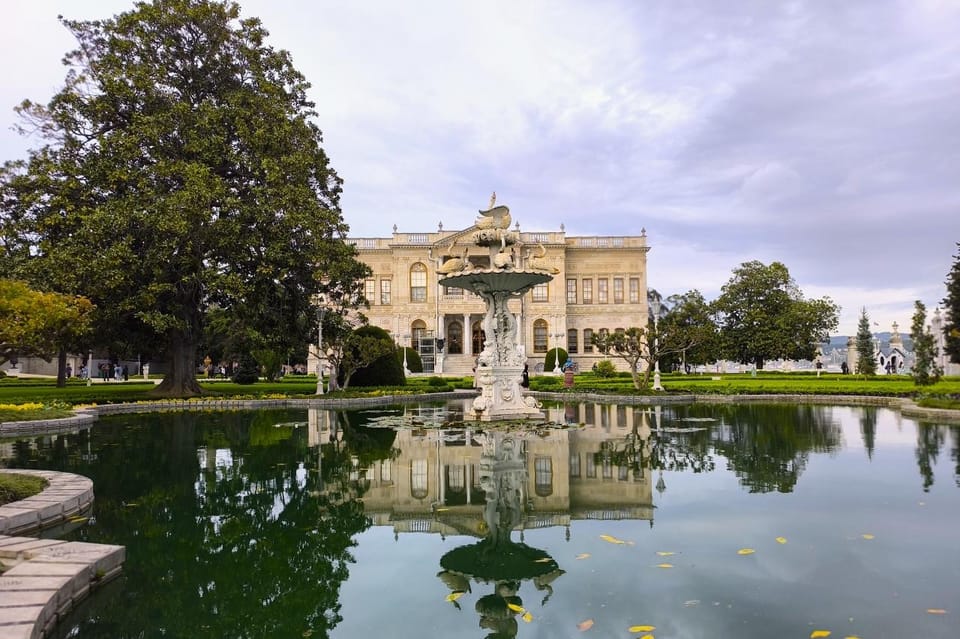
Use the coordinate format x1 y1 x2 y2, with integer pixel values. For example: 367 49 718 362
855 308 876 376
910 301 942 386
943 243 960 363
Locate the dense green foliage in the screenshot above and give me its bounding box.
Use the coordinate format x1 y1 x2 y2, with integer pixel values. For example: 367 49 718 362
856 308 877 376
911 301 942 386
712 261 839 369
232 352 261 385
943 243 960 363
349 326 405 387
1 0 365 398
0 472 49 506
660 290 721 369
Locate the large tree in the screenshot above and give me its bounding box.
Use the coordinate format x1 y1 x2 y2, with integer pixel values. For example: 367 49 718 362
1 0 365 396
660 290 720 370
712 261 839 369
910 300 942 386
943 243 960 363
855 307 877 376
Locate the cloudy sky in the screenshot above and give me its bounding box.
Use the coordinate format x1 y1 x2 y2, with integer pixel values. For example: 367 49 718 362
3 0 959 335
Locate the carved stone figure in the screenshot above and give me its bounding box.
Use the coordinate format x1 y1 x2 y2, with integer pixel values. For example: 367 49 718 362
528 243 559 274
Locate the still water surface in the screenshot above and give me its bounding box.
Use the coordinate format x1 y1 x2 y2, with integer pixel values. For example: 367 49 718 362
2 400 958 638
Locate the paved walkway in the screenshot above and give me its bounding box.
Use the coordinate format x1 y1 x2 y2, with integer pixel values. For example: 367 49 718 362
0 470 124 639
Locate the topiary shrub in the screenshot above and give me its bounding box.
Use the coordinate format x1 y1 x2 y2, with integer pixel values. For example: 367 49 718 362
232 352 260 384
350 325 407 387
594 360 616 378
397 346 423 373
545 348 568 372
427 376 447 387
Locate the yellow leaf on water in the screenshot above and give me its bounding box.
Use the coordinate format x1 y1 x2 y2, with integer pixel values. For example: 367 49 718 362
578 619 594 631
656 551 675 556
600 534 627 544
776 537 787 544
737 548 756 555
656 563 674 569
926 608 947 614
628 625 656 632
435 507 449 512
810 631 831 638
861 533 874 540
844 635 861 639
507 603 525 613
535 558 553 563
640 635 655 639
445 592 464 602
576 553 591 560
522 612 533 623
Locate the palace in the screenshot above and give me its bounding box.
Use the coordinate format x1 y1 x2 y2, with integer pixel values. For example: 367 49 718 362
341 222 651 375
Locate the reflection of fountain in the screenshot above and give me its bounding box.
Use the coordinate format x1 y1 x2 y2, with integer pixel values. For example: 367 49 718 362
437 430 564 637
438 196 552 421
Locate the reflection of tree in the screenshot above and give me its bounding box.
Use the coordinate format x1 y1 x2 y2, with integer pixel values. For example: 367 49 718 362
13 410 373 639
951 427 960 488
860 407 877 460
438 430 564 638
915 423 946 493
709 404 843 493
602 420 715 479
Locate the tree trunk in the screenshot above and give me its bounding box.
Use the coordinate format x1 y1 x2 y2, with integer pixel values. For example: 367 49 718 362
56 349 67 388
151 334 203 397
754 356 765 370
327 362 341 392
630 363 642 390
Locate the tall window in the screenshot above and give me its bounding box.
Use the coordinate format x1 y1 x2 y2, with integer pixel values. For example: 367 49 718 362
598 278 608 303
412 320 427 350
533 319 548 353
365 279 376 304
583 328 594 353
411 459 428 499
380 279 391 305
613 278 624 304
532 282 548 302
570 452 581 478
534 457 553 497
566 278 577 304
410 263 427 302
447 321 463 354
582 279 593 304
567 328 578 353
472 321 486 354
629 278 640 303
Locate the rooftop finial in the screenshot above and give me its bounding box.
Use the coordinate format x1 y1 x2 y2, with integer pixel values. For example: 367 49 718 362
488 191 496 209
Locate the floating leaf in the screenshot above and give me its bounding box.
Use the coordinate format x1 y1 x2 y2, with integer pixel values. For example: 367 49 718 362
926 608 947 614
861 533 874 540
445 592 464 602
628 625 656 632
535 558 553 563
640 635 655 639
435 507 450 512
776 537 787 544
507 603 525 613
576 553 591 560
522 612 533 623
656 551 675 556
737 548 756 555
578 619 594 631
656 563 674 569
810 631 831 638
684 600 700 607
600 534 627 545
844 635 861 639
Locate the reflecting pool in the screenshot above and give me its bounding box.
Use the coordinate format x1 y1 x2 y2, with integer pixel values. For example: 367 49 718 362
2 400 959 638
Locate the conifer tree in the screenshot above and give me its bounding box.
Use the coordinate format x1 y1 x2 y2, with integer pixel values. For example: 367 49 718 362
855 308 876 376
943 243 960 363
910 301 942 386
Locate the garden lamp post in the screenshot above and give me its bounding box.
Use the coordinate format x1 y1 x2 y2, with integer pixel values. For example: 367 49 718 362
316 298 326 395
650 299 663 391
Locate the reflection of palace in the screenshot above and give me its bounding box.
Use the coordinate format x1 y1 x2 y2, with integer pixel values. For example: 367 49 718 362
308 402 655 538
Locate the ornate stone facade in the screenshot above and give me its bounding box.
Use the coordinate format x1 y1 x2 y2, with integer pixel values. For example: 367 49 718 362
342 224 650 375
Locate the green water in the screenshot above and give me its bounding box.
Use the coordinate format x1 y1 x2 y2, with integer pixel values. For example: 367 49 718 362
2 401 958 638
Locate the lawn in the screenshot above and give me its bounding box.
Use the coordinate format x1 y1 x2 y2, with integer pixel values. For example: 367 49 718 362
0 472 49 506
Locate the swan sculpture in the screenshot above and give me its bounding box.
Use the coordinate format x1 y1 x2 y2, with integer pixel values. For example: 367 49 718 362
528 243 559 274
438 242 470 274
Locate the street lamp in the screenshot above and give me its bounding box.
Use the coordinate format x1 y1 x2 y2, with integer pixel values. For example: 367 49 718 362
650 299 663 391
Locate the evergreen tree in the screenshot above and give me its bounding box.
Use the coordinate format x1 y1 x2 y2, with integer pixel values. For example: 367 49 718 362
910 301 942 386
943 243 960 363
855 308 877 376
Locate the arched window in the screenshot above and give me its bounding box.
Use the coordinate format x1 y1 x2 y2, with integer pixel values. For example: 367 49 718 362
567 328 578 353
410 263 427 302
412 320 427 351
583 328 594 353
447 321 463 354
411 459 428 499
533 319 548 353
472 321 486 354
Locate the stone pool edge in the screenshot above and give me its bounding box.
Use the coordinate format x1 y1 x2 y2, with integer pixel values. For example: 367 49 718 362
0 469 124 639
